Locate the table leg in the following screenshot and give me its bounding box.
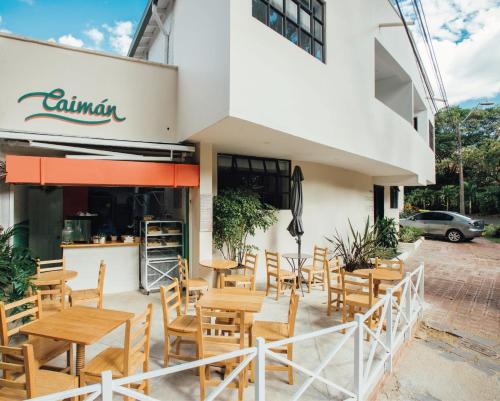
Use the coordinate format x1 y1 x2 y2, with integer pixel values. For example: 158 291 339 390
76 343 85 377
374 280 380 298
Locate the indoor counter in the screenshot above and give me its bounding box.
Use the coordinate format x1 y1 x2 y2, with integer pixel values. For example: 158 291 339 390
62 242 139 294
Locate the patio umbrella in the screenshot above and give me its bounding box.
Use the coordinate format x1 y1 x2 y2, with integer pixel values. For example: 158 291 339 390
287 165 304 257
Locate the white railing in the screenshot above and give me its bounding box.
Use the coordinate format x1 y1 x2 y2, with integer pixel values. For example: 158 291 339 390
28 263 425 401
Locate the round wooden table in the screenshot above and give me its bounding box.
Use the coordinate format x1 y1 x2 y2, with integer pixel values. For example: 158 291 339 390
355 268 403 297
30 270 78 286
199 259 238 288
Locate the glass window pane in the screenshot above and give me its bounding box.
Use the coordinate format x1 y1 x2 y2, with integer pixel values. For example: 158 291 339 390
278 160 290 175
264 176 277 192
269 8 284 34
314 20 323 41
218 155 232 170
265 160 277 173
314 41 323 60
312 0 323 21
270 0 284 12
281 194 290 209
252 0 268 24
298 0 310 7
250 159 265 172
236 157 250 170
286 0 298 22
280 176 290 190
300 9 311 32
285 21 299 44
300 32 312 53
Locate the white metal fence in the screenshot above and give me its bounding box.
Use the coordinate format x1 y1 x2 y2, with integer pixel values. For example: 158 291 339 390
27 263 425 401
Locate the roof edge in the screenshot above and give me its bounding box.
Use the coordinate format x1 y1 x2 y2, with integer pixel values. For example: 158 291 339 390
128 0 153 57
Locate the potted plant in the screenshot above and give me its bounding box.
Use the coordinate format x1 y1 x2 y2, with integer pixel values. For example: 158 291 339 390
213 189 278 264
0 226 36 302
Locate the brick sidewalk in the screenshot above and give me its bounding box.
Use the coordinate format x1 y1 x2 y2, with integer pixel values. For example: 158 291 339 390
405 238 500 342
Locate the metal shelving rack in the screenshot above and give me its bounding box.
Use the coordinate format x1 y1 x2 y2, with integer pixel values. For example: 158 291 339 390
140 220 184 294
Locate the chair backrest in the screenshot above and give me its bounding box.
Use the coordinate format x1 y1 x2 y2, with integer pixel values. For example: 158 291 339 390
177 255 189 290
265 250 281 275
0 344 36 398
375 258 404 274
38 279 66 312
325 256 341 286
97 261 106 309
124 304 153 376
287 292 300 337
312 246 328 268
160 279 182 327
243 252 258 290
342 271 374 306
0 293 43 346
196 306 246 357
36 258 65 274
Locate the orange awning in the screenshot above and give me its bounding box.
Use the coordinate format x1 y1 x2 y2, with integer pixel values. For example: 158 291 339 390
5 155 199 187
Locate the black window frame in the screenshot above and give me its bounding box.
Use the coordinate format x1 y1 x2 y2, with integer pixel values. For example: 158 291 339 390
390 186 399 209
217 154 291 210
252 0 326 62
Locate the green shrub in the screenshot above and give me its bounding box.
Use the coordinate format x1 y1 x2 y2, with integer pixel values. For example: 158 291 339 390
370 246 399 259
484 224 500 238
400 203 419 219
374 217 398 250
399 226 424 243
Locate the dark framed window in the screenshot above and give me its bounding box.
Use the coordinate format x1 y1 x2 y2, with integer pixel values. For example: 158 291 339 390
429 122 435 151
413 117 418 131
390 186 399 209
252 0 325 62
217 154 291 209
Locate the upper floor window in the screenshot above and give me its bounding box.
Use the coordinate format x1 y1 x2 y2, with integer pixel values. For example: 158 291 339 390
218 154 291 209
252 0 325 62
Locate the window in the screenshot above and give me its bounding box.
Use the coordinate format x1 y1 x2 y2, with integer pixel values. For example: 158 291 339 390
429 122 435 151
390 186 399 209
413 117 418 131
416 212 453 221
252 0 325 62
217 154 291 209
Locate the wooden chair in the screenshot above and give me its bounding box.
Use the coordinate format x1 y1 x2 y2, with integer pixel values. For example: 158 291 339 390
265 250 296 300
252 291 299 384
69 261 106 309
196 306 248 401
221 252 258 290
38 278 66 315
326 257 343 315
178 256 209 314
375 258 404 302
0 292 73 374
36 258 65 274
160 279 198 367
81 304 153 398
301 245 328 292
341 272 377 339
0 344 78 401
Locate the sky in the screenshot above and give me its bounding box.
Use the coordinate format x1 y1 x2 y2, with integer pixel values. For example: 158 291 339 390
0 0 499 108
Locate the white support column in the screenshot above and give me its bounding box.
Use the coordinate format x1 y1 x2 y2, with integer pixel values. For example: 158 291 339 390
404 272 412 339
101 370 113 401
385 289 394 373
354 313 364 401
254 337 266 401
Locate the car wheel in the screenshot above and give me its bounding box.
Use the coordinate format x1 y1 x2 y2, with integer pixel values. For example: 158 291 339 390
447 229 463 243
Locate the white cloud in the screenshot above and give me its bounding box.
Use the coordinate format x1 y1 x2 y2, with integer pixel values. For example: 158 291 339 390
404 0 500 104
84 27 104 48
47 38 56 43
0 29 11 34
19 0 35 5
104 21 133 55
57 34 84 48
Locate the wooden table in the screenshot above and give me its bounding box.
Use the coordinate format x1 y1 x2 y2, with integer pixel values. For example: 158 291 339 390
355 268 403 296
199 259 239 288
30 270 78 286
197 288 266 313
20 306 133 375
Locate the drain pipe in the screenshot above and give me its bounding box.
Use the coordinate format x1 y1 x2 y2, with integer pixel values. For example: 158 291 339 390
151 0 173 63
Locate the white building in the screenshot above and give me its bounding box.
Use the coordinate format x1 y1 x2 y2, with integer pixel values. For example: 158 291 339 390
0 0 435 289
128 0 436 282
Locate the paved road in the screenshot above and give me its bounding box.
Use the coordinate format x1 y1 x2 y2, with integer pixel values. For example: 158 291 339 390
406 237 500 341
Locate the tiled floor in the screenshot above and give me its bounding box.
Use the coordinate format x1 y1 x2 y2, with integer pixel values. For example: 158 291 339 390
405 237 500 341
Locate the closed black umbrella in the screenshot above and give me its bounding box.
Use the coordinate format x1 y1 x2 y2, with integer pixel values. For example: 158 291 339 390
287 165 304 261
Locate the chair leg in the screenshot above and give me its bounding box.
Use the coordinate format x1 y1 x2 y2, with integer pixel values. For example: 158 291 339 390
307 272 312 293
266 275 270 296
327 289 332 316
238 367 245 401
67 345 74 375
164 335 170 368
276 279 280 301
199 366 206 401
287 344 294 385
322 271 326 291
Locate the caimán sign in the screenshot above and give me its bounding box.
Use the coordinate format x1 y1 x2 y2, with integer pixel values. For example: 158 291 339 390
18 88 126 125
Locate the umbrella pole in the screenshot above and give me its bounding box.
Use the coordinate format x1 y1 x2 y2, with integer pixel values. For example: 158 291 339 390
297 236 304 296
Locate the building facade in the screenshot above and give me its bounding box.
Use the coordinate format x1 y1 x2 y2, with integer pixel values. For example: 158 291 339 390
129 0 436 283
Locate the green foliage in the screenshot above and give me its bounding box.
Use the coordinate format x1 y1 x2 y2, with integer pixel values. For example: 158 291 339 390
0 226 36 303
374 217 398 250
370 246 399 259
399 226 425 243
213 189 278 264
400 204 419 218
406 105 500 215
484 224 500 238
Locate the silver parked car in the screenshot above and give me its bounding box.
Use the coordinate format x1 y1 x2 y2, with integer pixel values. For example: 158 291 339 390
400 211 485 242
